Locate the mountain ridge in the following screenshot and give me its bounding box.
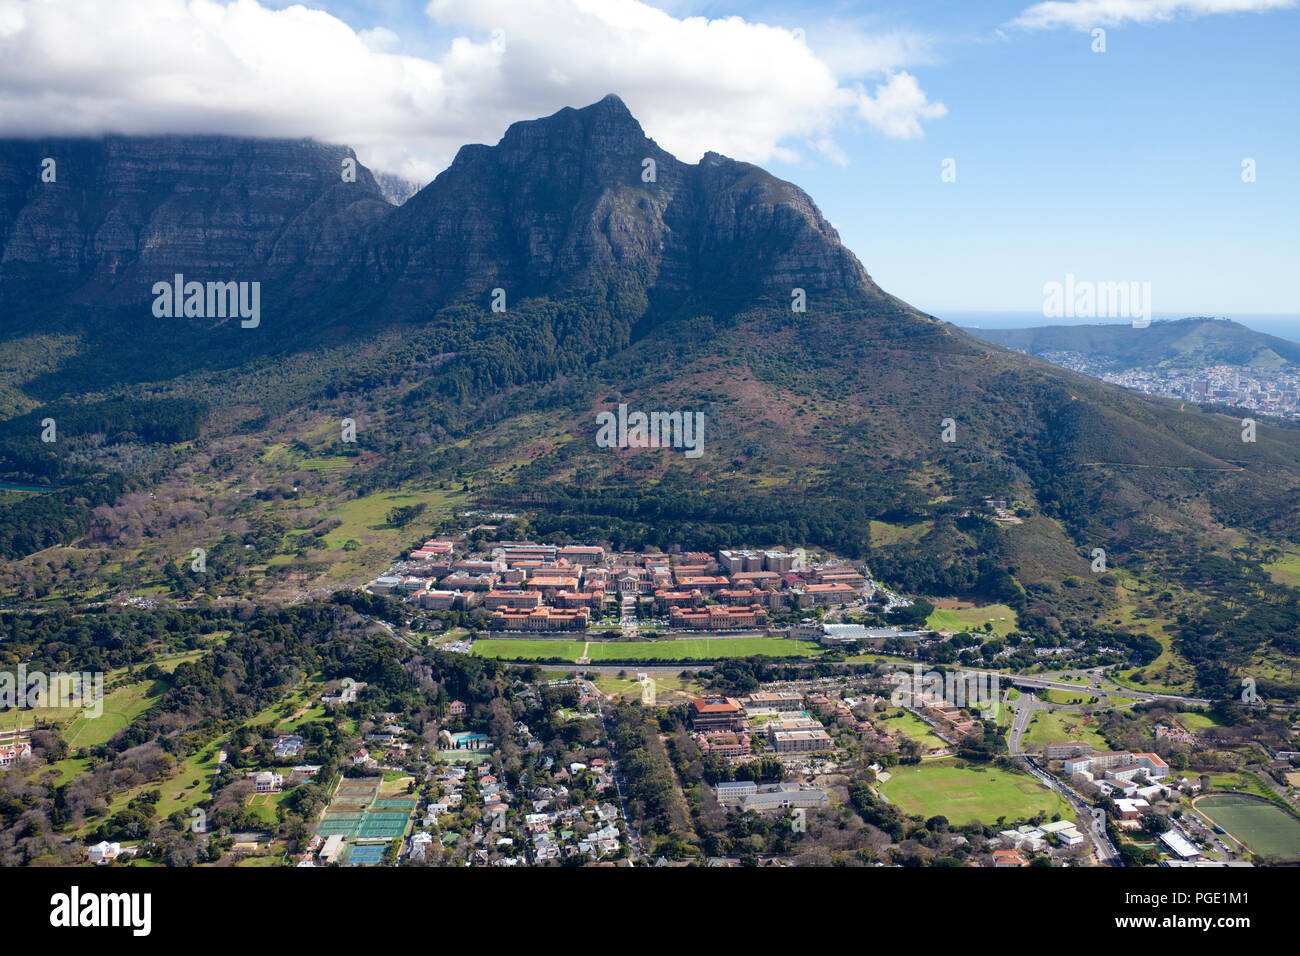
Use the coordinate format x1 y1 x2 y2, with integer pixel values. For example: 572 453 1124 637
0 97 1297 697
963 318 1300 370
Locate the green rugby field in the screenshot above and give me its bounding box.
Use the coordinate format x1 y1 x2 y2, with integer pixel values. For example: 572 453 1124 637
1195 794 1300 861
878 759 1069 825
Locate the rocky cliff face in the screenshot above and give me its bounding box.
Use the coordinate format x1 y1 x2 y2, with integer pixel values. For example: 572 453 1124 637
1 95 898 326
0 136 391 308
369 94 884 310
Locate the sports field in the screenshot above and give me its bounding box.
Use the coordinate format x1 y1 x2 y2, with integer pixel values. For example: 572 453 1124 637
1204 772 1274 800
356 811 410 838
373 797 417 809
318 813 364 837
1196 794 1300 861
2 676 164 750
1023 709 1108 750
64 679 164 748
472 637 822 662
246 790 288 824
591 673 703 700
1176 712 1228 733
925 604 1018 637
471 640 586 660
878 759 1069 824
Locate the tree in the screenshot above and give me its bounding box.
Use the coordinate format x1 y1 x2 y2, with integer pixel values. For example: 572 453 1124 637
1140 812 1170 836
386 503 427 527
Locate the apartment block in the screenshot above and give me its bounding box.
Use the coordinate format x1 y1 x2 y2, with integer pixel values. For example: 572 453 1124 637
654 589 703 609
1064 751 1169 780
695 733 751 757
771 728 834 753
718 550 766 573
1045 742 1094 760
763 551 795 573
745 692 806 712
554 590 604 610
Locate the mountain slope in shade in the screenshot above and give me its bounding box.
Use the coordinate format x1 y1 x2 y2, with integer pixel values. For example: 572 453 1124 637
0 97 1297 698
963 318 1300 370
0 95 925 395
0 135 391 309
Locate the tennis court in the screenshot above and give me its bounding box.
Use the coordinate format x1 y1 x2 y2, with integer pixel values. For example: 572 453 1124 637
335 781 381 799
318 813 364 837
373 798 417 809
327 801 369 813
347 844 388 866
356 811 410 839
315 777 412 847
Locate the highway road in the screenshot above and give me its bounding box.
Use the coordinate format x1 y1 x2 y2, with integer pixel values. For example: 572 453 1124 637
1006 689 1039 756
1006 688 1120 865
1007 673 1212 708
1021 753 1122 865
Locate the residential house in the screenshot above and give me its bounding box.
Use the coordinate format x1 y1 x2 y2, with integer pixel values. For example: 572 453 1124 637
87 841 121 864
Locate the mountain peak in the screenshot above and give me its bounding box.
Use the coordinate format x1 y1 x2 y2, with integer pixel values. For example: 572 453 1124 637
574 93 637 126
499 93 650 155
594 92 630 111
0 96 882 322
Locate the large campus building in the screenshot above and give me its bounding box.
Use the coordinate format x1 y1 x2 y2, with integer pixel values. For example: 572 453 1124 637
668 604 767 629
689 697 745 733
488 606 590 632
379 538 873 638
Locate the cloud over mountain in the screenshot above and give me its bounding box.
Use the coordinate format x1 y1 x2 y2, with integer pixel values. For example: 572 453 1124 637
0 0 946 185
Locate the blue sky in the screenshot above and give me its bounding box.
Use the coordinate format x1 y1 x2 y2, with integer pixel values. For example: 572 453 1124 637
3 0 1297 319
260 0 1300 318
767 2 1300 320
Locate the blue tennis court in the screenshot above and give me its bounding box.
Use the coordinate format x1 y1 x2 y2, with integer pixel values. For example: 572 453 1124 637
348 844 387 865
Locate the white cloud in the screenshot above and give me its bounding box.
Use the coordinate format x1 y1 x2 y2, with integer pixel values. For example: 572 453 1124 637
1011 0 1296 31
0 0 946 183
854 71 948 141
358 26 400 51
793 23 939 78
810 137 850 167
